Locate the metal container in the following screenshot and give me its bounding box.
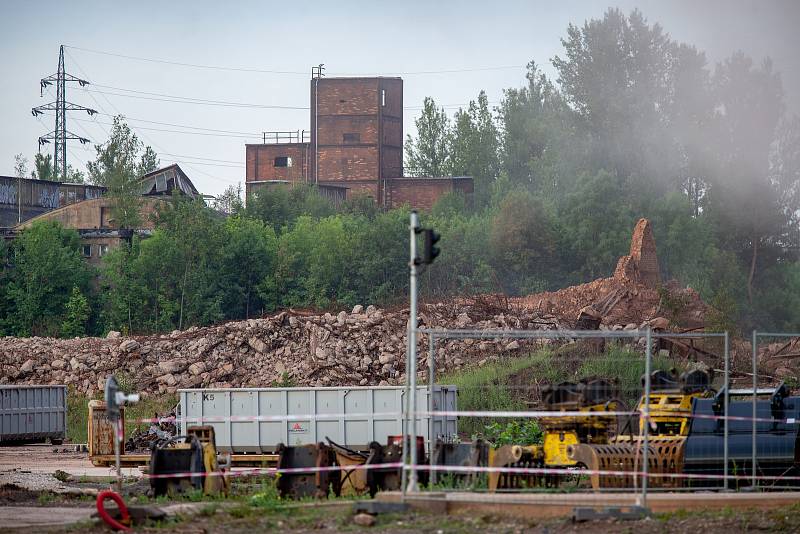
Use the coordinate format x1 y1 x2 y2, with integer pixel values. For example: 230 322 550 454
178 385 457 453
0 385 67 444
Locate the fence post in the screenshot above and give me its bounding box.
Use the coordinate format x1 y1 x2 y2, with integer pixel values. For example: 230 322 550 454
428 333 436 485
723 331 730 490
641 327 652 508
751 330 758 488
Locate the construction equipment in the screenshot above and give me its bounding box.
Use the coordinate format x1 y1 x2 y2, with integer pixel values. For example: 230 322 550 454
682 383 800 488
568 369 712 489
148 426 229 497
275 442 340 499
431 439 489 487
488 378 621 491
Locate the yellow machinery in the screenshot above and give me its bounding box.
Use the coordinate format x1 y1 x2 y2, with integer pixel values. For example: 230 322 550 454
568 369 713 489
148 426 230 497
488 378 621 491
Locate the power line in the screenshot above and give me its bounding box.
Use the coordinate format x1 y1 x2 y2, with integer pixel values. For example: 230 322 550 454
65 45 525 76
79 85 308 109
64 45 308 75
157 151 244 165
78 85 494 112
64 50 243 187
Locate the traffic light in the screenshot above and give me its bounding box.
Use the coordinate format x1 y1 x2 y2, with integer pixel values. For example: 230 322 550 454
422 228 441 264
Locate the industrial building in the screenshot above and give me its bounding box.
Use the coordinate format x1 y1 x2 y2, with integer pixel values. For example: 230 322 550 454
245 75 473 210
0 175 105 228
4 164 201 264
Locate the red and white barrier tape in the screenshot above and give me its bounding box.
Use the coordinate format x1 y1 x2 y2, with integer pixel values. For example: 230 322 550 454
130 409 799 426
130 460 800 483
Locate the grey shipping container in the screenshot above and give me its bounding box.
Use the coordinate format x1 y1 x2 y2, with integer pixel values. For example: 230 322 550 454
0 385 67 444
178 385 457 453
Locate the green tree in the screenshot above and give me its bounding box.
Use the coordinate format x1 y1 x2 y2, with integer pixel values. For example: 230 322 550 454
61 286 90 337
213 183 244 215
552 8 681 190
245 184 334 232
31 153 53 181
220 217 277 318
404 97 452 177
450 91 501 206
706 53 790 304
88 116 159 229
7 221 91 336
499 62 571 195
490 191 560 293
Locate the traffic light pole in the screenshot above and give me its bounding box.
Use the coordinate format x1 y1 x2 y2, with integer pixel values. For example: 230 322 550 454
406 210 420 493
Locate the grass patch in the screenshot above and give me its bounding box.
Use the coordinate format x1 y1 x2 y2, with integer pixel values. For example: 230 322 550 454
441 344 678 437
440 350 558 436
66 387 177 444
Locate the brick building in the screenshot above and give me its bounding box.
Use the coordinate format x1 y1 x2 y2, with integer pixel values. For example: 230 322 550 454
245 75 473 209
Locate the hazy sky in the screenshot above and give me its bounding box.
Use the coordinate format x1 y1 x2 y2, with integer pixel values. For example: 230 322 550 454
1 0 798 196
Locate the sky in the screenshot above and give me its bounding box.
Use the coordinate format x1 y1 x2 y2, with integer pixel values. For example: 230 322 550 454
1 0 798 197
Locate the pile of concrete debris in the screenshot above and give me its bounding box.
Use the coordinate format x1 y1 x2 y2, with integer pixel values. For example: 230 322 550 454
0 218 713 396
1 303 576 395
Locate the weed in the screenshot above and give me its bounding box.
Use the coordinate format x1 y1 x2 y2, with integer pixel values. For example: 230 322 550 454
271 372 297 388
37 492 57 505
483 419 542 446
53 469 71 483
199 503 219 517
229 503 253 518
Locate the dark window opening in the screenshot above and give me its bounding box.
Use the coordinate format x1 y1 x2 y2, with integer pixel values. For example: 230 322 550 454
339 99 347 103
343 133 360 144
274 156 292 168
81 245 92 258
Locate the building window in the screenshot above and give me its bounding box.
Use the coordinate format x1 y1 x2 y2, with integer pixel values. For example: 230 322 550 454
343 133 360 144
274 156 293 168
99 244 109 257
381 89 386 107
81 245 92 258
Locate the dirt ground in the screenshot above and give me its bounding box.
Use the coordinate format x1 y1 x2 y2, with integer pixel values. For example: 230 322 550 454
2 444 800 533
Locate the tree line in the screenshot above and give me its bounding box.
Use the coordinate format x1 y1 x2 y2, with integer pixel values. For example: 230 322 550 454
2 8 799 337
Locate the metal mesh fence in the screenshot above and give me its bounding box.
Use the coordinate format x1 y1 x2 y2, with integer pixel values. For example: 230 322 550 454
397 327 800 506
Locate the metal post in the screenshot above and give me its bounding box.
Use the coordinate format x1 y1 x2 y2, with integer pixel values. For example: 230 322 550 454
751 330 758 488
640 327 652 508
400 341 409 497
428 333 436 485
114 418 123 491
723 331 730 491
407 211 420 492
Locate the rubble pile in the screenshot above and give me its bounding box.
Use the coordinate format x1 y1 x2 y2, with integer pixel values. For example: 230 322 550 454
516 219 708 328
125 409 177 453
758 338 800 381
0 218 713 396
1 303 578 395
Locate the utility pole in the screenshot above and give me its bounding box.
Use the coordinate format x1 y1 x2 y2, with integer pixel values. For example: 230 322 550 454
32 45 96 182
311 64 324 184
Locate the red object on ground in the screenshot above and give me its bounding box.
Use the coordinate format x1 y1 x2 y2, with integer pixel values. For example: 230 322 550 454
96 490 131 531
